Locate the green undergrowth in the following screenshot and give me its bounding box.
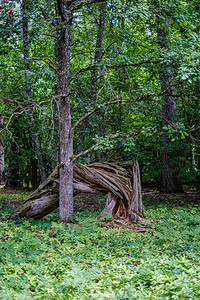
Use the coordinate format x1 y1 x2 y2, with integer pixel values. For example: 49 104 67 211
0 190 200 299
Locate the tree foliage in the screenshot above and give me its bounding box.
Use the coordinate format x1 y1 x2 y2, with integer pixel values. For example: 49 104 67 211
0 0 200 194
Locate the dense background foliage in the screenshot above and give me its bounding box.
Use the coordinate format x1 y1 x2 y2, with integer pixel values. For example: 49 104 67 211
0 0 200 189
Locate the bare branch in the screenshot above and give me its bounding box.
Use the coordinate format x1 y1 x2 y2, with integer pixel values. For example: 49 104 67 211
99 40 118 60
63 0 77 9
71 81 184 132
71 99 129 133
70 60 159 82
0 97 55 135
71 133 122 162
40 33 57 38
26 57 57 72
71 142 101 161
39 6 49 20
71 107 97 133
71 0 107 11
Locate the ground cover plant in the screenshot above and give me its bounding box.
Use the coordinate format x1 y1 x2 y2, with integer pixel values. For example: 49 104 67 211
0 189 200 299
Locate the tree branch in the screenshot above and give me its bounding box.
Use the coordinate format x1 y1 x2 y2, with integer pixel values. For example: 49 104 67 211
71 81 184 133
99 40 118 60
71 142 101 161
63 0 77 9
71 99 129 133
71 133 121 162
71 0 107 11
70 60 159 82
39 6 49 20
26 57 57 72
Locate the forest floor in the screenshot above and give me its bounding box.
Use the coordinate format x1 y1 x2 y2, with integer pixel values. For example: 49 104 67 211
0 188 200 299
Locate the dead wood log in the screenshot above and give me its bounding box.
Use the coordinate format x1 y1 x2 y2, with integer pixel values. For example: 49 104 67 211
9 161 144 222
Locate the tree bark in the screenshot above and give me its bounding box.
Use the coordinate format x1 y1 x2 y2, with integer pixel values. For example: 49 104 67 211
0 118 4 185
0 1 4 185
56 0 74 221
9 161 144 223
5 142 21 189
195 1 200 184
160 67 183 193
52 103 60 171
98 161 144 222
9 167 59 219
52 24 60 171
22 0 47 183
156 7 183 193
55 0 112 221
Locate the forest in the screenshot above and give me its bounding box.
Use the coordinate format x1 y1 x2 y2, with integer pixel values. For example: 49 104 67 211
0 0 200 298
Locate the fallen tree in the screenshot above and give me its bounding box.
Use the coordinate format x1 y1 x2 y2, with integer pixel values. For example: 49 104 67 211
9 161 144 222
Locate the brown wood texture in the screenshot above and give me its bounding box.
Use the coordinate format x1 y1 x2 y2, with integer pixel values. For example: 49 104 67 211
9 161 144 222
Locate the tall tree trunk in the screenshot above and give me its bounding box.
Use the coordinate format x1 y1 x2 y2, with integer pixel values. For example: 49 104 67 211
52 103 59 171
195 78 200 188
160 67 183 193
0 118 4 185
56 0 73 221
156 8 183 193
197 120 200 182
0 0 4 185
5 141 21 189
22 0 47 183
195 1 200 183
56 0 107 221
52 26 60 171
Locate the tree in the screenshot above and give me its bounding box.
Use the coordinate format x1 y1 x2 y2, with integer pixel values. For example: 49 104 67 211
55 0 109 221
154 2 183 192
22 0 47 183
0 118 4 185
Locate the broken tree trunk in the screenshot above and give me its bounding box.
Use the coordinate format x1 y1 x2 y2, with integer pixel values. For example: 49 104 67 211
98 161 144 222
9 161 144 222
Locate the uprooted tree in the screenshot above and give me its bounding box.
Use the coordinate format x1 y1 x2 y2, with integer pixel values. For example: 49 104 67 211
9 161 144 223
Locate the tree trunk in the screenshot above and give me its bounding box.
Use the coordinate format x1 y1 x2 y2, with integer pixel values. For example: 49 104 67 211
0 118 4 185
0 2 3 180
52 101 59 171
195 2 200 184
10 167 59 219
9 161 144 223
0 0 4 183
52 26 59 171
98 161 144 222
156 8 183 193
56 1 108 221
56 0 73 221
195 79 200 190
160 67 184 193
5 142 21 189
22 0 47 183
